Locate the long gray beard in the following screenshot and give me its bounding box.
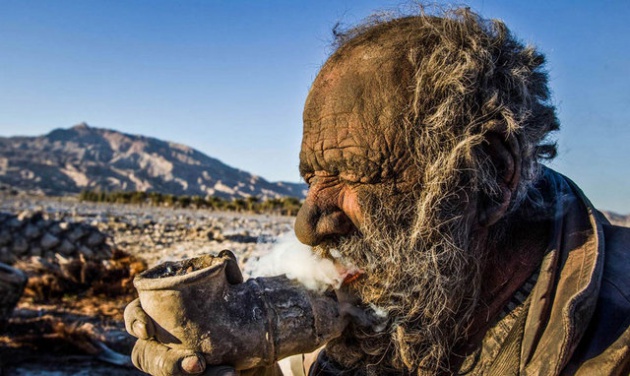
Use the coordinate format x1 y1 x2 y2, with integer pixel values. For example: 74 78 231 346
319 193 487 374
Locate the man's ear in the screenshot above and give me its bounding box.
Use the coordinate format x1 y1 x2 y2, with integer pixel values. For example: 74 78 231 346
477 132 521 227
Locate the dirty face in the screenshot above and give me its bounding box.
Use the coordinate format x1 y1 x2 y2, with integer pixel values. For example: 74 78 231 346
295 45 417 249
295 46 487 373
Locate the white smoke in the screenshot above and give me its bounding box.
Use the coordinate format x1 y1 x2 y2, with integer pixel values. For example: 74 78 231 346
250 232 387 332
249 232 343 292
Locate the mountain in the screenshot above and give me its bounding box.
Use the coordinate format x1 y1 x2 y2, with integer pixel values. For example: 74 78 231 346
603 211 630 227
0 123 307 199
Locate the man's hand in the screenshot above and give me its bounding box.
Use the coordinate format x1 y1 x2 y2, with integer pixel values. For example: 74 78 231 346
124 298 237 376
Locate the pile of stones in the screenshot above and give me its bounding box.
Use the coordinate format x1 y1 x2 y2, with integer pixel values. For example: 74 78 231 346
0 210 119 325
0 211 112 265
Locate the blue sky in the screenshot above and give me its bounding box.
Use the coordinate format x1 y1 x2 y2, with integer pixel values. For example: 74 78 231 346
1 1 629 213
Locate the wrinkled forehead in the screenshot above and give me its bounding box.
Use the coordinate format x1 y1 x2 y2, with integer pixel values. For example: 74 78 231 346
304 44 409 127
301 45 411 176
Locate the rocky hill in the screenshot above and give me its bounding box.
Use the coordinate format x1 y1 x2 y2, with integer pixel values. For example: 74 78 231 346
603 211 630 227
0 123 306 199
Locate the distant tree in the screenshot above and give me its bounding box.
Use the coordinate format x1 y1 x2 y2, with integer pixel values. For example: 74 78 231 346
233 198 247 212
148 192 163 205
75 189 302 215
261 198 281 214
191 195 206 209
206 196 226 211
178 195 192 208
163 194 176 207
131 191 147 204
246 196 260 212
78 190 98 202
281 197 301 216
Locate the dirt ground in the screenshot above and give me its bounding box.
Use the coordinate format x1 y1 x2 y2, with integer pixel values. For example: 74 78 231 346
1 297 142 375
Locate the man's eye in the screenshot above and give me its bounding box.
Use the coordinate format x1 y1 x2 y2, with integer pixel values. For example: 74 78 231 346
306 173 339 188
303 174 315 187
308 176 323 187
339 172 361 184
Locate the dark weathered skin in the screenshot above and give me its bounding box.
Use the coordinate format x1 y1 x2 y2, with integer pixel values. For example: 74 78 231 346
295 44 419 247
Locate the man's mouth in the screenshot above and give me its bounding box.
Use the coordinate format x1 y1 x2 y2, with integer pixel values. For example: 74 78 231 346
341 269 364 285
333 259 364 286
312 244 364 287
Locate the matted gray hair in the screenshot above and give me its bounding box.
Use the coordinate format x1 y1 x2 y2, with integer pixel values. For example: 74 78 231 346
331 6 559 219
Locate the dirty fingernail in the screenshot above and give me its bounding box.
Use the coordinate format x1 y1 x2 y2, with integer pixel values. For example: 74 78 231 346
181 355 205 374
132 321 148 338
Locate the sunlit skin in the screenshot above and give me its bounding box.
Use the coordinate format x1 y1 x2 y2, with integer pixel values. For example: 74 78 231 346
295 46 418 247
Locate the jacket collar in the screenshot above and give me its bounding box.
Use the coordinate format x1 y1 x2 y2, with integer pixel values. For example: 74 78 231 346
521 168 605 374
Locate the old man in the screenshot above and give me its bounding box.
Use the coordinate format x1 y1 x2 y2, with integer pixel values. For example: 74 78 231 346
126 8 630 375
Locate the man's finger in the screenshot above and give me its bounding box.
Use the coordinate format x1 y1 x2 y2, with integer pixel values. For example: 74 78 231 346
131 339 207 376
124 298 155 339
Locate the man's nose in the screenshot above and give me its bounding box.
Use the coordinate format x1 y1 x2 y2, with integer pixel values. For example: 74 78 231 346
294 198 355 246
